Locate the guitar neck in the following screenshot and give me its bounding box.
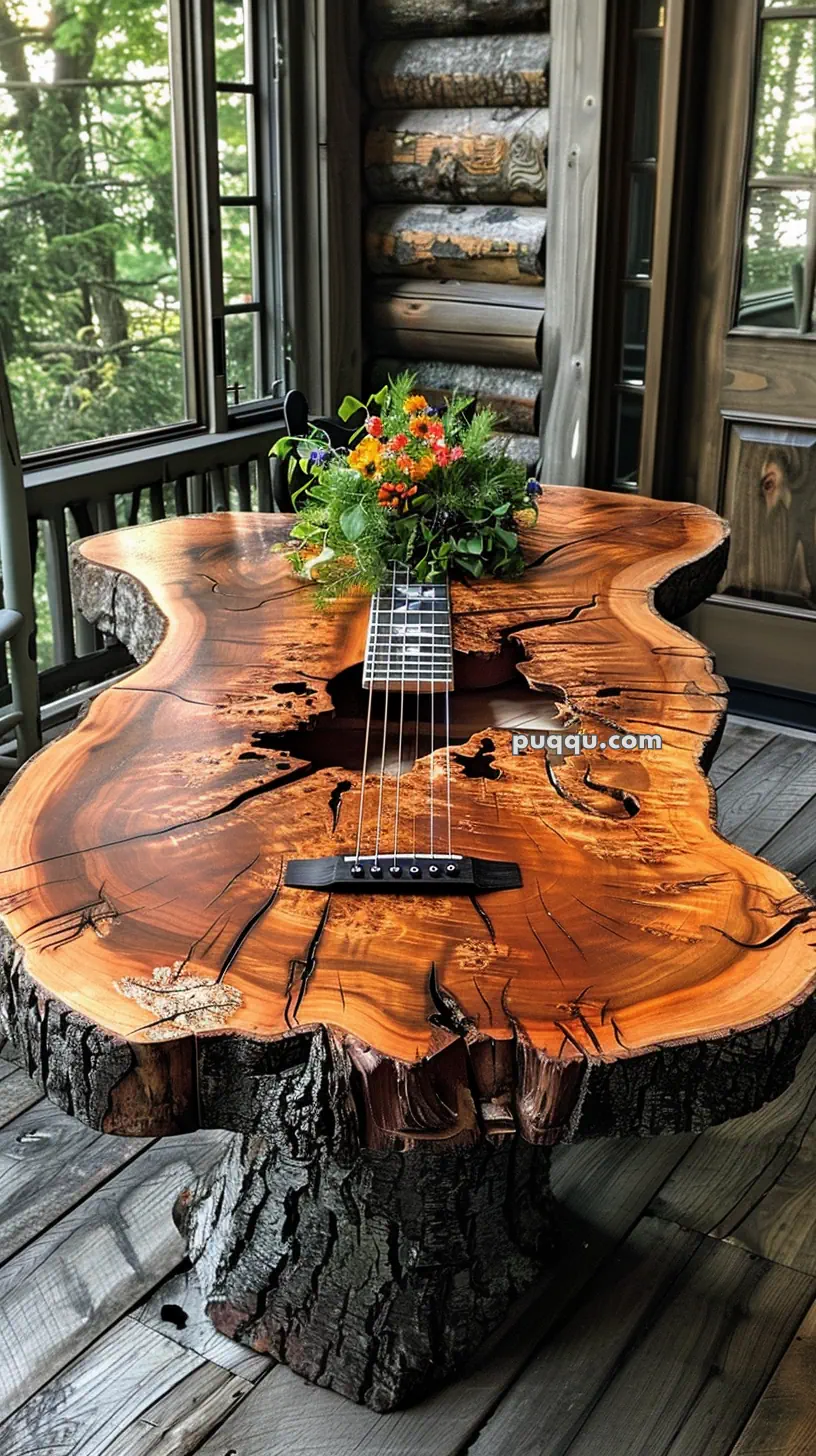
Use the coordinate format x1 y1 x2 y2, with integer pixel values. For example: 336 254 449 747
362 568 453 694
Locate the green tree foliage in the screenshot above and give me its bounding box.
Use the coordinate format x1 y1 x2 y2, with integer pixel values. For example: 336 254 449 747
0 0 250 455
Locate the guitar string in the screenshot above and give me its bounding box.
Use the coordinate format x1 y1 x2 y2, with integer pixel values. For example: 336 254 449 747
429 581 435 858
392 563 408 868
372 561 397 867
445 581 452 858
412 577 421 859
353 579 379 867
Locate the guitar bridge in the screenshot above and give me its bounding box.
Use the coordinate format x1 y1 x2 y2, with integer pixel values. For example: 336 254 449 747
284 854 522 894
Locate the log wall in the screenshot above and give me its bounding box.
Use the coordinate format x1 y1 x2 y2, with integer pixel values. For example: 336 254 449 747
362 1 548 455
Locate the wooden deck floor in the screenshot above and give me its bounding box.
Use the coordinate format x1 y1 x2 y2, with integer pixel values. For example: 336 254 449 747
0 714 814 1454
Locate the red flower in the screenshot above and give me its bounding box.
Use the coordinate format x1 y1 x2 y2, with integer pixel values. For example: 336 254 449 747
365 415 383 437
391 432 408 449
433 444 451 467
450 445 464 461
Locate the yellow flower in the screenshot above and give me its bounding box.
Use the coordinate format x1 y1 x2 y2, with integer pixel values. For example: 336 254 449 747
348 436 383 478
404 394 428 415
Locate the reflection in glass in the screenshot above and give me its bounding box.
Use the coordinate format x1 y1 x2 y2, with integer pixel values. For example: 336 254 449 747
631 39 662 160
621 287 650 385
638 1 664 27
626 170 656 277
738 187 810 326
218 92 253 197
215 0 248 83
221 206 256 304
752 19 816 178
225 313 261 403
613 393 644 487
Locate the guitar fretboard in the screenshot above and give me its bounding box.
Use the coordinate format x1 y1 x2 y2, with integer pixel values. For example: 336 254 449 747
362 570 453 693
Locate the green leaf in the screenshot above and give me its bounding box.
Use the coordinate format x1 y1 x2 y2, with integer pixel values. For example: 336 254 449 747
340 502 368 541
337 394 366 422
371 385 388 406
493 526 518 549
465 535 484 554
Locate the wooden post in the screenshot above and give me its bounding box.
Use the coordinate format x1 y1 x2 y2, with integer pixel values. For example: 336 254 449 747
539 0 607 485
0 350 40 762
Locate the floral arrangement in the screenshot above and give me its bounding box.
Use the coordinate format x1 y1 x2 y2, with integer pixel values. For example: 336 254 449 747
272 371 542 600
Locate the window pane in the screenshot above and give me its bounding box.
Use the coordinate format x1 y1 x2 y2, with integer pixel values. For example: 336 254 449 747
215 0 249 83
738 186 811 326
751 19 816 178
621 287 650 385
221 206 257 304
631 39 662 161
613 394 643 487
225 312 261 403
218 92 254 196
0 2 187 454
626 170 656 277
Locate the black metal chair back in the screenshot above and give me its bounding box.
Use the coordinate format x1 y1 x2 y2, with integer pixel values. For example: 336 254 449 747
271 390 365 512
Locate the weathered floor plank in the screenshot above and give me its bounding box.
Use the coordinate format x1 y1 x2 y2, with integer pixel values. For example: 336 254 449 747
716 732 816 852
648 998 816 1275
0 1130 229 1421
730 1295 816 1456
708 720 777 789
0 1316 251 1456
481 1233 815 1456
134 1265 272 1383
761 793 816 894
0 1098 152 1265
0 1058 43 1128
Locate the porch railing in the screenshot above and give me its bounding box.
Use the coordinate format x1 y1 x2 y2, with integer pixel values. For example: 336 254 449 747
0 416 286 775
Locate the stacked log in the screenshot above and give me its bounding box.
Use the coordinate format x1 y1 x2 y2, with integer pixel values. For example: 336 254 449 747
362 0 547 465
368 280 543 366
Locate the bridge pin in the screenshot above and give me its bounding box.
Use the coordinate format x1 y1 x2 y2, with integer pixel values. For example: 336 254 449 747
369 864 383 878
428 863 441 877
350 864 364 878
445 863 459 877
409 864 421 878
389 864 402 878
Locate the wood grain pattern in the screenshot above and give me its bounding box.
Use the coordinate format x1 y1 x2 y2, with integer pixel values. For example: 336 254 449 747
365 107 548 205
365 35 549 110
0 491 813 1153
730 1296 816 1456
367 280 544 368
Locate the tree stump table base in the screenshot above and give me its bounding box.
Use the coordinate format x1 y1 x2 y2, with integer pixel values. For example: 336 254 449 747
174 1039 554 1411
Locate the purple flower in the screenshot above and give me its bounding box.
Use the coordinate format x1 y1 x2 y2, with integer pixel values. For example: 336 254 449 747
309 448 329 465
526 478 543 496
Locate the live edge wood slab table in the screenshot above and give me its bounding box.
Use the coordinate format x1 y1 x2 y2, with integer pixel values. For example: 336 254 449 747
0 488 814 1410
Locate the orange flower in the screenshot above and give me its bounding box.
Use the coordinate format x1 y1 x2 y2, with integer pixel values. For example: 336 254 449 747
409 414 443 442
404 394 427 415
409 452 434 481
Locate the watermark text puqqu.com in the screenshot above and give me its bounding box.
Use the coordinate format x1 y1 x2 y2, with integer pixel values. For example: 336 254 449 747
512 731 663 756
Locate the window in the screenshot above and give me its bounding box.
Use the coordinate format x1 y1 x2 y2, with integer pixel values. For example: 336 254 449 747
0 0 285 460
737 5 816 332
